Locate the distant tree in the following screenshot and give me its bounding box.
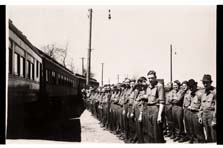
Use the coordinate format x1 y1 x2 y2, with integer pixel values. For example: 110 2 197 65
68 58 75 73
41 42 68 67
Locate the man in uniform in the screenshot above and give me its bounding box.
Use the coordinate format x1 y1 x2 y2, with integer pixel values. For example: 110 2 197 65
110 85 117 132
122 79 132 141
114 83 122 135
180 80 191 143
117 83 126 140
170 80 185 142
187 79 205 143
200 74 216 142
164 82 173 137
142 70 165 143
133 77 147 143
127 79 136 142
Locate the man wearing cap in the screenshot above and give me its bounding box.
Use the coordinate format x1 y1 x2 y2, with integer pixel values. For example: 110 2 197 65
200 74 216 142
142 70 165 143
180 80 191 143
170 80 186 142
117 83 126 140
187 79 205 143
127 79 136 142
114 83 122 135
122 79 132 141
133 77 147 143
164 82 173 138
110 85 117 132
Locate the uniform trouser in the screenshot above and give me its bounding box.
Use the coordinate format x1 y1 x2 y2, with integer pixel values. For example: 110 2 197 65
106 104 111 128
110 104 115 131
118 105 124 133
202 110 216 142
144 105 165 143
95 102 99 119
98 106 103 123
113 104 120 132
103 104 108 127
165 104 173 135
184 108 192 139
92 101 95 115
172 105 184 138
128 106 135 140
135 105 144 143
123 104 129 139
191 111 205 143
142 106 150 143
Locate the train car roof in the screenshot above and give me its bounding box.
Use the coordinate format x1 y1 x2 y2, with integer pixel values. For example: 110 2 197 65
74 73 97 82
9 19 99 84
9 19 41 56
37 48 75 75
9 19 74 76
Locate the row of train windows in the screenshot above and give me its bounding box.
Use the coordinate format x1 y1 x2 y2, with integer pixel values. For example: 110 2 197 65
45 69 76 88
9 48 41 81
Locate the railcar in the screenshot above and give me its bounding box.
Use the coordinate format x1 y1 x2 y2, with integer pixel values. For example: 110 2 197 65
8 20 43 137
7 20 99 138
75 73 99 89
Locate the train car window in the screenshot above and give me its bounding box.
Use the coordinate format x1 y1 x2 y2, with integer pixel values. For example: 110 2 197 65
9 48 12 74
36 61 39 78
58 73 60 84
32 63 34 80
14 53 20 76
64 76 66 86
55 72 58 84
40 63 43 78
46 69 49 82
52 71 56 84
27 61 31 79
61 75 63 85
14 53 17 75
9 40 13 74
20 56 25 77
48 69 51 83
30 62 33 80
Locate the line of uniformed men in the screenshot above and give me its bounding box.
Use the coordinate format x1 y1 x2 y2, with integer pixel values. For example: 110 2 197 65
82 71 216 143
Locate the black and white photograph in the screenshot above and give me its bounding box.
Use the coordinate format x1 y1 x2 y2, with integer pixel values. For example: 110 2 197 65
6 4 217 144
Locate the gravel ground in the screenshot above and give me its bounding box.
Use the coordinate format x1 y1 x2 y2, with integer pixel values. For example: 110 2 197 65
80 110 124 143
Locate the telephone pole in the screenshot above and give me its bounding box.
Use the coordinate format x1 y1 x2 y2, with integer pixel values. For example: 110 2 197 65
117 74 119 83
101 63 104 86
81 57 85 75
170 44 173 84
86 8 93 86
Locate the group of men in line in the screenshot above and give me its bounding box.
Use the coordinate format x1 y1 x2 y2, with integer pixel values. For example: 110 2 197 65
82 70 216 143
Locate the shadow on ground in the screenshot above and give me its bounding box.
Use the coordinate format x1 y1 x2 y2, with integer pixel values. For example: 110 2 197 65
7 117 82 142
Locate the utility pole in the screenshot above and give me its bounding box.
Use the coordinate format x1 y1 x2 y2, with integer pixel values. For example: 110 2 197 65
117 74 119 83
86 8 93 87
170 44 173 84
81 57 85 75
101 63 104 86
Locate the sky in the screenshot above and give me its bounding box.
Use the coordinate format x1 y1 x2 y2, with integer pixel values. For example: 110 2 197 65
7 5 216 87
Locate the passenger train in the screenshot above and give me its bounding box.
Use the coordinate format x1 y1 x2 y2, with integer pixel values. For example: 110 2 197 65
7 19 99 137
